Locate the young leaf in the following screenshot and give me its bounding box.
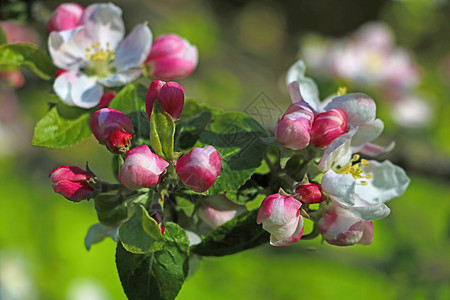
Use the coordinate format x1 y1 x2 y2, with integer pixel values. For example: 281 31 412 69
175 110 212 150
116 222 190 300
191 209 269 256
0 43 56 80
94 193 129 226
119 204 165 254
85 223 119 251
32 104 92 148
150 101 175 160
109 83 147 115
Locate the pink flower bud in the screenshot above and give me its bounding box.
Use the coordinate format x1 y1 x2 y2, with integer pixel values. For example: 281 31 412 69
145 34 198 80
106 129 132 154
97 92 116 109
176 146 221 193
55 69 68 78
275 102 314 150
257 194 304 246
118 145 169 190
310 108 348 147
295 183 327 204
198 195 246 229
0 20 39 45
49 165 96 202
0 70 24 88
47 3 84 32
145 80 184 120
90 108 134 146
317 203 373 246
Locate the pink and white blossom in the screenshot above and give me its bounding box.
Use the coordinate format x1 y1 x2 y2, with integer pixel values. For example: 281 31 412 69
90 108 134 146
49 3 152 108
47 3 84 32
49 165 96 201
318 202 373 246
310 108 348 147
257 194 304 246
321 160 410 221
145 80 185 120
118 145 169 190
176 146 221 193
275 101 314 150
197 195 246 229
145 34 198 80
295 183 327 204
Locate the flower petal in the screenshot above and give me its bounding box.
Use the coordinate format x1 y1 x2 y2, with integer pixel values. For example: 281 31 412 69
324 93 376 125
97 68 142 87
286 60 321 111
321 170 357 206
360 141 395 157
70 73 103 108
350 119 384 151
270 216 304 246
48 27 92 70
318 127 358 172
82 3 124 50
113 23 152 72
356 160 410 204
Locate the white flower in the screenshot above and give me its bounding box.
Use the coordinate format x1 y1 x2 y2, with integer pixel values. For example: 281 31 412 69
49 3 152 108
321 159 410 221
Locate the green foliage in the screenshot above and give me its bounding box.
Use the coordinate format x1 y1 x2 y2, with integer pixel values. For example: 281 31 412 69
150 101 175 160
0 27 6 45
0 43 56 80
175 110 212 150
32 104 92 148
84 223 118 251
116 222 190 300
119 204 165 254
192 209 269 256
94 193 129 227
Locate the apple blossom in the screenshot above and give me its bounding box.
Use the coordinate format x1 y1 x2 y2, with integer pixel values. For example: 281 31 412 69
275 101 314 150
257 194 304 246
321 158 410 221
90 108 134 153
49 165 96 201
310 108 348 147
197 195 246 229
145 80 185 120
145 34 198 80
118 145 169 190
318 202 373 246
47 3 84 32
176 146 221 193
295 183 327 204
49 3 152 108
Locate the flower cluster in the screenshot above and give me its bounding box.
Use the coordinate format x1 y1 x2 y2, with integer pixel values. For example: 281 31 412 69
257 62 410 247
48 2 198 108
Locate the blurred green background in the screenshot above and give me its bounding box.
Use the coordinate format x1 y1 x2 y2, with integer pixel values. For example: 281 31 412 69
0 0 449 299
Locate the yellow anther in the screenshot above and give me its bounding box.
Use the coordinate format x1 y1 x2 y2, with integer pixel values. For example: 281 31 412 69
365 174 373 179
85 53 91 59
337 87 347 97
360 159 369 167
361 181 368 185
352 154 360 162
86 48 91 52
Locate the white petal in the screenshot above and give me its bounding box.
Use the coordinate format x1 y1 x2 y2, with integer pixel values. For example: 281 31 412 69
113 23 152 72
339 197 391 221
70 73 103 108
356 160 410 204
360 141 395 157
324 93 376 125
53 70 79 105
48 27 92 70
82 3 124 50
321 170 357 206
97 68 142 87
318 127 358 172
286 60 321 111
350 119 384 151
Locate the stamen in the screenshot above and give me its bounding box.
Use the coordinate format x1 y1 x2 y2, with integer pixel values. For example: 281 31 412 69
337 87 347 97
352 154 360 162
361 181 368 185
337 155 372 182
360 159 369 167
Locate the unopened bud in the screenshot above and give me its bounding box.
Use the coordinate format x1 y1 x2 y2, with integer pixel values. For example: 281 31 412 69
47 3 84 32
90 108 134 150
176 146 221 193
295 183 327 204
49 165 96 202
145 80 184 120
106 129 132 154
310 108 348 147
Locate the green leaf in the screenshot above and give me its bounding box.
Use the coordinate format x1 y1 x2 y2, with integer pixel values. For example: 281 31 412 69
198 112 268 198
85 223 119 251
0 43 56 80
116 222 190 300
32 104 92 148
191 209 269 256
94 193 129 226
119 204 165 254
0 27 7 45
175 110 212 150
150 101 175 160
